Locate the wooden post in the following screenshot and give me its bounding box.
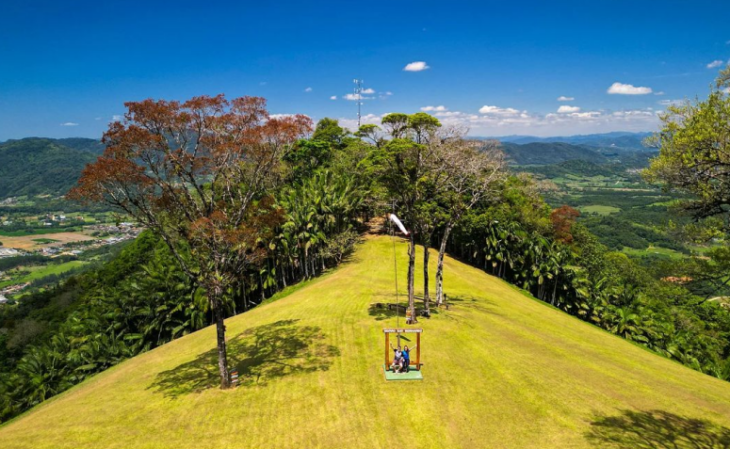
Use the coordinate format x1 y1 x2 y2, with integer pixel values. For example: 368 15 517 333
385 332 390 367
416 332 421 369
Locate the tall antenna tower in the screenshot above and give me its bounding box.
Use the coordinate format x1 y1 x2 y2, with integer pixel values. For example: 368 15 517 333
353 79 362 128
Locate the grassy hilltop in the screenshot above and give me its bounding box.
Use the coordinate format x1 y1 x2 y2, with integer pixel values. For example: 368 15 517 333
1 236 729 448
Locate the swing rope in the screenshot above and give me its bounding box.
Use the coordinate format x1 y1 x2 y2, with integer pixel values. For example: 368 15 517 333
390 202 402 347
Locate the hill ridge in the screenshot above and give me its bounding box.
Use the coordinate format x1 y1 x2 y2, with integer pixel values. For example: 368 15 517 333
1 236 729 448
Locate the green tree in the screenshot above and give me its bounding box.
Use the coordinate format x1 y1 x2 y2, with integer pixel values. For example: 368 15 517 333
312 118 347 148
644 69 730 231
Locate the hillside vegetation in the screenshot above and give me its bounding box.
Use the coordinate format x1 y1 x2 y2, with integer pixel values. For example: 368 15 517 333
499 131 652 152
500 142 607 165
1 236 729 448
0 138 97 198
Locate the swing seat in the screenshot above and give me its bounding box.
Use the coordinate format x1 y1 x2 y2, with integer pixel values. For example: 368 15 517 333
383 364 424 381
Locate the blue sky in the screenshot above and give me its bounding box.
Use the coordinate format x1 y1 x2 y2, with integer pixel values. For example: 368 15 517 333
1 0 729 140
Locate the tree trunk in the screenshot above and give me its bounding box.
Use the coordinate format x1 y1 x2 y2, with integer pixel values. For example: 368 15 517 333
423 235 431 316
259 272 265 303
242 280 249 312
303 248 309 278
435 225 453 306
210 292 231 389
407 232 417 324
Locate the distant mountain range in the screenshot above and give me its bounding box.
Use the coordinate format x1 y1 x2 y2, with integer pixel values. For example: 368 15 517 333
499 142 609 165
482 131 654 153
0 138 102 198
472 132 656 166
0 133 655 198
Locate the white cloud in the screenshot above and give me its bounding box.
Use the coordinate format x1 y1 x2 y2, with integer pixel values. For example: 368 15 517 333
557 105 581 113
403 61 430 72
329 95 337 100
658 99 684 106
421 105 447 112
342 93 373 101
433 111 465 117
654 91 665 96
269 113 310 120
557 96 574 101
94 117 102 121
397 106 660 137
611 110 655 118
337 113 385 131
60 122 79 127
722 87 730 94
707 60 724 69
112 115 123 122
304 87 313 92
478 105 520 115
336 103 661 138
607 82 653 95
361 88 375 94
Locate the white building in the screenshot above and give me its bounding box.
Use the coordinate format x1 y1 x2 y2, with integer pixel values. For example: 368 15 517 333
0 247 20 258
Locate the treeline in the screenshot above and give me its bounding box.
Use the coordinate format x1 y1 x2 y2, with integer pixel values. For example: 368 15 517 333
0 255 76 272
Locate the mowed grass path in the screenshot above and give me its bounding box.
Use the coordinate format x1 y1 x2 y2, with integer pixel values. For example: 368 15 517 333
1 236 730 448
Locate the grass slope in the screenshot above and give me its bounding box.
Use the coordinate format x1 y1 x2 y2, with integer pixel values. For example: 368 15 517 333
1 236 730 448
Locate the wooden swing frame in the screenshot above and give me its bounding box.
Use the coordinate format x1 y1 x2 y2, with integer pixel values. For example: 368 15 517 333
384 328 422 370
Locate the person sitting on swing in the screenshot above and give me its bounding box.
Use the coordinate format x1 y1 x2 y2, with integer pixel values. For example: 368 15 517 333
390 343 404 373
402 345 412 372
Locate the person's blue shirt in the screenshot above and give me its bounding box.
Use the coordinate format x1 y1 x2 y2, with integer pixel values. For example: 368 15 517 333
402 350 410 361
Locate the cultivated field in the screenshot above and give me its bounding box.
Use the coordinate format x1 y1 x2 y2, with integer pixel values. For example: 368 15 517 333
0 232 94 251
0 261 87 289
1 236 729 448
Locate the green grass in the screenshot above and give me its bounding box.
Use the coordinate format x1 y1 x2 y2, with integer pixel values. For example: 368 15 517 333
0 261 86 289
622 245 686 260
1 236 730 448
578 204 621 215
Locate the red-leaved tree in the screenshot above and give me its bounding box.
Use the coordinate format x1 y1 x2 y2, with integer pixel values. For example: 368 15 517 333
68 95 311 388
550 205 580 244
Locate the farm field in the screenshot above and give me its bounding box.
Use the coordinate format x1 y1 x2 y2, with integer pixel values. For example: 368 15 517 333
578 205 621 215
621 246 686 260
1 236 729 448
0 260 87 289
0 232 94 251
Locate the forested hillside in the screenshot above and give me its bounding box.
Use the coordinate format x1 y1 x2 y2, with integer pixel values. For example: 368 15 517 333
500 141 607 165
0 138 97 198
498 131 652 152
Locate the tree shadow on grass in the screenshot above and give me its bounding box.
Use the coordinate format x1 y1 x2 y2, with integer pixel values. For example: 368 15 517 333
443 294 502 316
149 319 340 398
585 409 730 449
368 302 401 321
